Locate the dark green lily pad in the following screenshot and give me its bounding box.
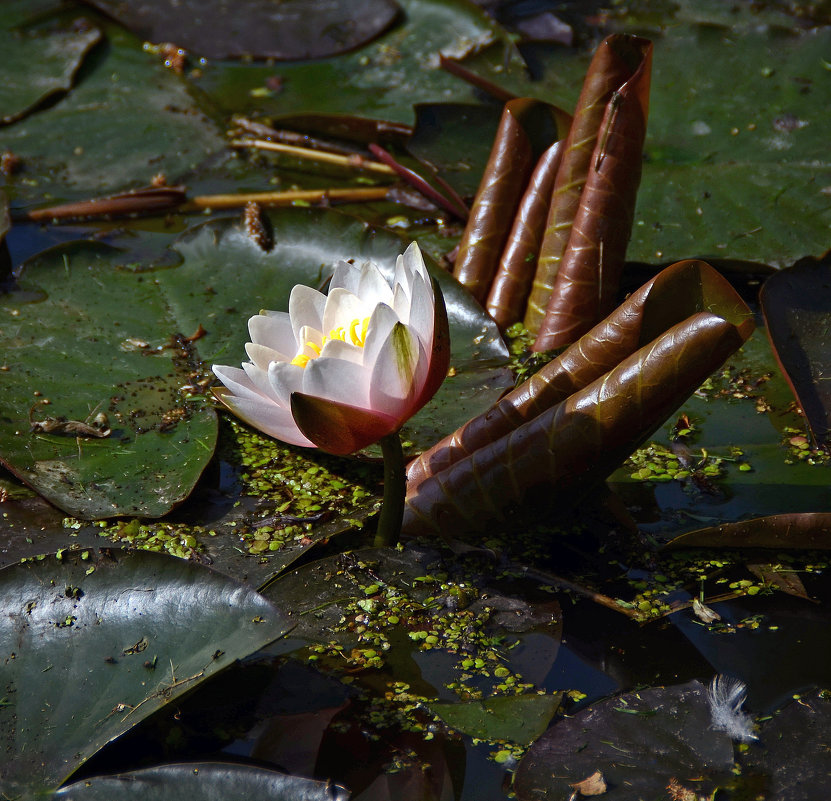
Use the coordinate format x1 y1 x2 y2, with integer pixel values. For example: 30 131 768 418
514 681 736 801
0 21 101 126
164 206 510 455
197 0 522 124
0 20 225 205
0 240 217 519
666 513 831 550
430 693 561 746
0 548 290 797
761 256 831 447
85 0 399 60
55 762 349 800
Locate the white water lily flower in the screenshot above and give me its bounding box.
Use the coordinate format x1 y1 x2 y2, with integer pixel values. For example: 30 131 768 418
212 243 450 455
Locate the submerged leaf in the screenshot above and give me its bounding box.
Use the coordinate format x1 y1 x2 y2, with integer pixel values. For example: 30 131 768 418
665 513 831 550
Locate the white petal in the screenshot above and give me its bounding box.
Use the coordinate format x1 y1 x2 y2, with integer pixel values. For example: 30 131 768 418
318 337 365 365
213 364 269 402
242 361 277 396
321 288 368 336
245 342 291 370
217 393 314 448
267 360 306 408
362 302 400 367
357 261 394 306
303 357 371 409
288 285 326 345
368 322 425 418
403 272 435 352
248 312 295 355
330 259 362 293
296 325 324 358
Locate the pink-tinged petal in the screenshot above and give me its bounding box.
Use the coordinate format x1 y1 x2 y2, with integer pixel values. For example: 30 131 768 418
213 388 314 447
291 392 398 455
248 312 295 355
321 288 367 335
267 360 306 408
288 284 326 344
413 284 451 410
303 355 371 408
245 342 291 370
213 364 269 402
368 322 422 417
362 302 400 367
318 337 364 365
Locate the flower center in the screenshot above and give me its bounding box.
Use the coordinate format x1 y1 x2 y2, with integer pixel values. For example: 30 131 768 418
291 316 370 368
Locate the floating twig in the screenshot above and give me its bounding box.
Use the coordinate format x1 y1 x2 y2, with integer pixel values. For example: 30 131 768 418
232 138 395 175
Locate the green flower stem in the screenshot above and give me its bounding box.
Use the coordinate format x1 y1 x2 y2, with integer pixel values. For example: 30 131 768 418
374 430 406 547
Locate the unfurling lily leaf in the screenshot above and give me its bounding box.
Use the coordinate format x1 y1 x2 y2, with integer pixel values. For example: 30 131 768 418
403 261 754 535
525 34 652 342
452 98 570 305
407 259 754 490
213 243 450 455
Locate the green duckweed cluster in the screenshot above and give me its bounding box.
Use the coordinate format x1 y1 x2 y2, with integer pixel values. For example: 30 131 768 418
782 427 831 466
82 517 214 561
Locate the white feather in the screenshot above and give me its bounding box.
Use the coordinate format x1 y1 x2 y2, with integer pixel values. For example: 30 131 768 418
707 675 758 742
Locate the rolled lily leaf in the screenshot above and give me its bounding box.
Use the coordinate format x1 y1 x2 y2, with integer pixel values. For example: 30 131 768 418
403 285 753 536
407 259 754 490
524 34 652 336
760 255 831 447
452 98 569 305
485 141 564 330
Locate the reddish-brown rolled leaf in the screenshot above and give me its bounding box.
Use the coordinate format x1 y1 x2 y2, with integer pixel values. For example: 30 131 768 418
452 98 568 304
485 141 564 330
524 34 652 334
24 185 187 222
532 50 651 351
403 312 747 536
665 513 831 550
407 259 753 490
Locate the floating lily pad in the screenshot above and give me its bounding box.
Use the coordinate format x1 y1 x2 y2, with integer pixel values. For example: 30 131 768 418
85 0 399 60
514 681 736 801
164 206 510 455
55 762 350 800
0 548 290 797
0 21 101 126
761 255 831 447
0 240 217 518
0 20 225 205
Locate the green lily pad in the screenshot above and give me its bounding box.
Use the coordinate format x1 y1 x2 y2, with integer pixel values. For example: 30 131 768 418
0 548 291 797
514 681 736 801
55 762 350 800
85 0 399 60
164 206 510 455
0 20 101 126
196 0 522 124
0 19 225 205
430 693 561 746
0 240 217 519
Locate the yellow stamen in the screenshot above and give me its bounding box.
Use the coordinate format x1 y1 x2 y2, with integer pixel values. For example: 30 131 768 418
289 316 371 368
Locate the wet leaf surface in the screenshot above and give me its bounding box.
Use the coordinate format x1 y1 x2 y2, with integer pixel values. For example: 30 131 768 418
55 762 350 800
0 548 290 797
84 0 399 60
514 681 735 801
0 240 217 518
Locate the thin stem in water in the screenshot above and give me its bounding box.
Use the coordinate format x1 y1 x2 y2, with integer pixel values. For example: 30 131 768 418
374 431 406 547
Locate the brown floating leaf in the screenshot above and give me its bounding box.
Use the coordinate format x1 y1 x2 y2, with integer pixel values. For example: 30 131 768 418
485 141 564 329
665 513 831 550
747 564 813 601
452 98 568 305
403 311 749 536
571 770 607 796
524 34 652 336
407 259 753 491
